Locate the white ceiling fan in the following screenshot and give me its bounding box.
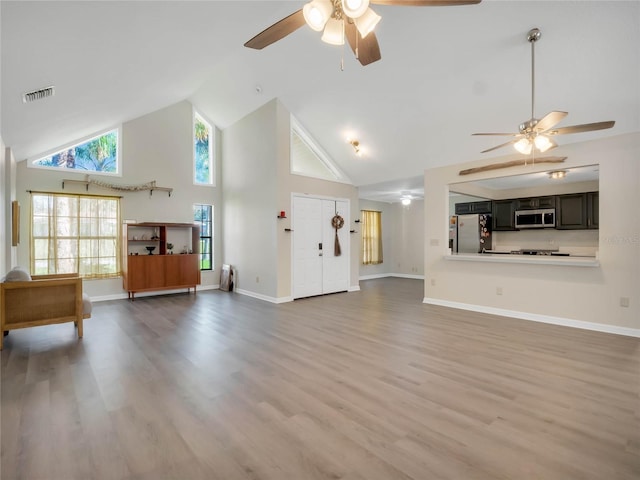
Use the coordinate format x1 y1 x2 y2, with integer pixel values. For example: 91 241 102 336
473 28 615 155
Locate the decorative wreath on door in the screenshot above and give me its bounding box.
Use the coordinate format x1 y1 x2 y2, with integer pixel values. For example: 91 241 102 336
331 214 345 230
331 214 344 256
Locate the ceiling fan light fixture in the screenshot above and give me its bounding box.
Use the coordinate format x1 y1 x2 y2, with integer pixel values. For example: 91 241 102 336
402 198 412 206
534 134 553 152
342 0 369 19
354 8 381 38
303 0 333 32
321 18 345 45
514 138 533 155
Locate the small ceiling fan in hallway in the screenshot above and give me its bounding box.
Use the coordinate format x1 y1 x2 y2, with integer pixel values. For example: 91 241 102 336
473 27 615 155
244 0 482 66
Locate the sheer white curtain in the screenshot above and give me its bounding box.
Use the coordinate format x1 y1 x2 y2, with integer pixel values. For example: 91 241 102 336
361 209 383 265
31 192 121 278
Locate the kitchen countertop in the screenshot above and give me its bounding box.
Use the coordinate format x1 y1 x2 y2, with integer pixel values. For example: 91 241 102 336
444 252 600 267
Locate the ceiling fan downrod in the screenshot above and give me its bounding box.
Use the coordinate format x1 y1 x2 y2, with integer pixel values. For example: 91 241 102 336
528 27 541 121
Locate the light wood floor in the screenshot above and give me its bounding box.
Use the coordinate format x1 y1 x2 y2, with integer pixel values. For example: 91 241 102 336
2 278 639 480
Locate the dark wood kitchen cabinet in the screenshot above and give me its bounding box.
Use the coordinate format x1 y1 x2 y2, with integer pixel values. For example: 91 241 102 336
455 201 492 215
515 196 556 210
492 199 516 231
556 193 588 229
587 192 599 229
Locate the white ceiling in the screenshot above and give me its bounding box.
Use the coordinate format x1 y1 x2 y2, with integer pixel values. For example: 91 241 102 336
2 1 639 203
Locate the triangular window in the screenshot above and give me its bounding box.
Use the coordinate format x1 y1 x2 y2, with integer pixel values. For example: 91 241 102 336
30 128 120 176
290 116 351 184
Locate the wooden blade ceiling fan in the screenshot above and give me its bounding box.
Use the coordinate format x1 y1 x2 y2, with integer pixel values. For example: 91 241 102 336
473 28 615 155
244 0 482 67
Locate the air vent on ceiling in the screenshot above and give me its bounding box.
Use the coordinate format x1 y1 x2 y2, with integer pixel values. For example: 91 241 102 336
22 86 55 103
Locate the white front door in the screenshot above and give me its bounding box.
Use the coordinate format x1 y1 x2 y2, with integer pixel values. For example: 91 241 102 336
293 196 349 299
293 196 323 299
321 199 349 294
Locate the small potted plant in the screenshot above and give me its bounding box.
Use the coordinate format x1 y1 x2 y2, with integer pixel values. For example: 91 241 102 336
166 243 174 254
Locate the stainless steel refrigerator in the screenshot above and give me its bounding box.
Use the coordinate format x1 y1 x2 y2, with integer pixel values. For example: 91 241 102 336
452 214 492 253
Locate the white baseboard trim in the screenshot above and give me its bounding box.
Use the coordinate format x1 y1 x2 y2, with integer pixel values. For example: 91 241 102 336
91 284 218 303
392 274 425 280
359 273 425 281
423 297 640 338
236 287 361 303
235 288 293 304
359 273 390 280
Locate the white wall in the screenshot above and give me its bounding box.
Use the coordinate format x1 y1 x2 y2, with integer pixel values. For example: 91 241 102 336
222 99 360 301
424 133 640 333
391 200 424 277
2 145 17 272
0 5 4 274
1 140 6 275
221 99 280 299
14 100 222 298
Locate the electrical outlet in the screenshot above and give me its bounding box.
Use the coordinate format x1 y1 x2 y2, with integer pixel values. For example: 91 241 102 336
256 276 260 283
620 297 629 308
496 287 503 296
430 278 436 286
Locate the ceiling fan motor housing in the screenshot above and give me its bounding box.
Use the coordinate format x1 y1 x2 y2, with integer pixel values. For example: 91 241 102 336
519 118 539 134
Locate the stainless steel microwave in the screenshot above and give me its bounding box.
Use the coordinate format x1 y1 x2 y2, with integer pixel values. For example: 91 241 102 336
515 208 556 229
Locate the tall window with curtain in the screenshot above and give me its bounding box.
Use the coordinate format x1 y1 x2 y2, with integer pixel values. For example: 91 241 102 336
361 209 383 265
30 192 121 278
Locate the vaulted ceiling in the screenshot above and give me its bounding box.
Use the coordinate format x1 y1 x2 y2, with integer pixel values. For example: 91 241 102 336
2 1 638 200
